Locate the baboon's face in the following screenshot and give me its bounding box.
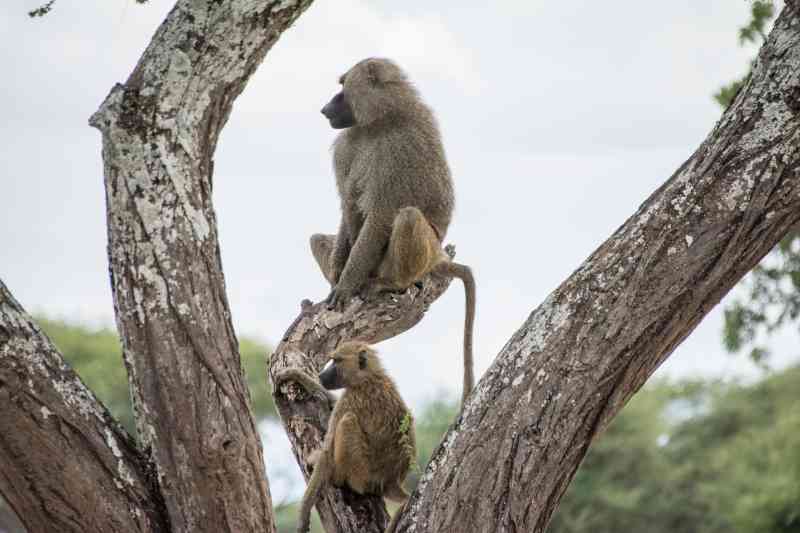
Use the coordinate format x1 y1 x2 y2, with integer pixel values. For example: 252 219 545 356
318 345 370 390
323 58 409 129
321 80 355 129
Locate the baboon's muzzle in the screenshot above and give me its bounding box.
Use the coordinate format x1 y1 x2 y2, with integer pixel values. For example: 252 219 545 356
319 364 344 390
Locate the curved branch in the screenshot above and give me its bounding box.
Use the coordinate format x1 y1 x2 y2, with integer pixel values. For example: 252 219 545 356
394 4 800 532
268 265 454 533
89 0 314 531
0 279 168 533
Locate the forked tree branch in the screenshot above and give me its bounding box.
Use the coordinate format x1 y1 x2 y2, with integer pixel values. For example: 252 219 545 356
268 261 455 533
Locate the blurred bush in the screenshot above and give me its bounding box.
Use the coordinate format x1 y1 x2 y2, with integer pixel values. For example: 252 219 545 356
550 367 800 533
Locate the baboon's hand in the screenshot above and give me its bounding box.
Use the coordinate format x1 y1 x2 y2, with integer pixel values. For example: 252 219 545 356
296 518 310 533
326 284 355 310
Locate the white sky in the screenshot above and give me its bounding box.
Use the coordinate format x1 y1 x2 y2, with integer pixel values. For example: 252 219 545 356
2 0 797 417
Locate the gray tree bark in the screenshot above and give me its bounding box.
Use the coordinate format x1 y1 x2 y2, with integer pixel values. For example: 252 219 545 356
86 0 315 530
0 281 168 533
1 0 314 532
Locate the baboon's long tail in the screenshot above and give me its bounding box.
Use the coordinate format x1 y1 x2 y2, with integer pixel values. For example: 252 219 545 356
298 452 330 533
448 262 475 407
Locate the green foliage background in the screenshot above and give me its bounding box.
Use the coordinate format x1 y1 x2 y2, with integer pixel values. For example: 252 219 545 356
549 369 800 533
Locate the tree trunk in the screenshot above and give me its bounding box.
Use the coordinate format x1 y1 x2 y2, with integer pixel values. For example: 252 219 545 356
2 1 314 533
0 281 168 533
392 3 800 531
87 0 314 529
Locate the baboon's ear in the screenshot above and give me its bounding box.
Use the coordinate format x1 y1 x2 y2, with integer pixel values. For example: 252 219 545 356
358 350 368 369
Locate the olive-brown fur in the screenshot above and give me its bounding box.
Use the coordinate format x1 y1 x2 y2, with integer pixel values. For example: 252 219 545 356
275 342 416 533
312 57 477 406
317 57 454 303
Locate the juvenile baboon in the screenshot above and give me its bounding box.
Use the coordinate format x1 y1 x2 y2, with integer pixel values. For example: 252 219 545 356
275 341 416 533
312 57 476 405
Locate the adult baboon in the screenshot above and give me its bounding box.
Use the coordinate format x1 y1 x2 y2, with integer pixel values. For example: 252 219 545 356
313 57 476 405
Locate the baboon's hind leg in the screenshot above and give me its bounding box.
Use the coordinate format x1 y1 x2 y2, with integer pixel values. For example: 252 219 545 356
333 412 372 494
376 206 442 290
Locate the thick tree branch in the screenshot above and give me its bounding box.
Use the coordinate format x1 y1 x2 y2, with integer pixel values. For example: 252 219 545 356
393 3 800 532
89 0 314 531
268 265 454 533
0 279 168 533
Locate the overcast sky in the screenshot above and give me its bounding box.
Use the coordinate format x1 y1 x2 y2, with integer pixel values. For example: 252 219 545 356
2 0 796 414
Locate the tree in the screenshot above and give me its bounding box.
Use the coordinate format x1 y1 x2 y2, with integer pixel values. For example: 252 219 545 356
715 0 800 365
714 0 777 109
1 0 314 530
33 317 275 434
723 231 800 363
1 2 799 533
